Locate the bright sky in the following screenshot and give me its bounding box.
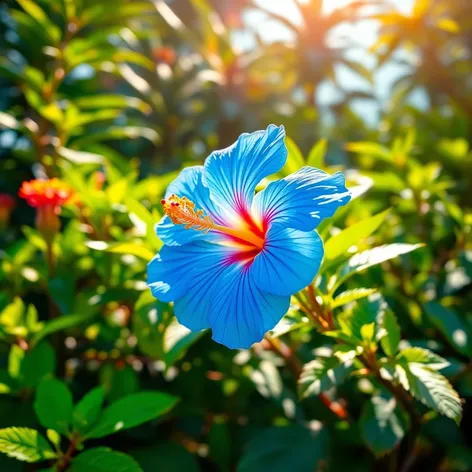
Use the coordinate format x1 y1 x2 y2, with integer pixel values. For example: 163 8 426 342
240 0 420 125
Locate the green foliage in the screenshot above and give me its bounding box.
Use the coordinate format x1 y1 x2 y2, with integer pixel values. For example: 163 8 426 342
360 395 408 457
86 392 178 439
0 0 471 469
0 427 56 463
70 447 142 472
237 425 329 472
35 378 74 435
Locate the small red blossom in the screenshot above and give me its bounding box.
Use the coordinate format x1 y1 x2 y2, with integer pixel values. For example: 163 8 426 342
18 178 75 242
18 178 74 209
152 46 176 65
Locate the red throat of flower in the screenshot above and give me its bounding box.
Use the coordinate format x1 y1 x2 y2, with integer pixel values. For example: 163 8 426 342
161 194 266 263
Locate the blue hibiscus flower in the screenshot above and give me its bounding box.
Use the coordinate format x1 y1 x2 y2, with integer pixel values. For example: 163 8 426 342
148 125 351 349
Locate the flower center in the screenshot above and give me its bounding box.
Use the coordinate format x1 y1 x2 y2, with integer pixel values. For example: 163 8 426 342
161 194 265 249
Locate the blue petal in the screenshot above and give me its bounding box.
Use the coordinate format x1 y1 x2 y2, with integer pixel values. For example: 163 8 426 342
156 166 227 246
203 125 287 217
252 225 324 296
253 167 351 231
209 264 291 349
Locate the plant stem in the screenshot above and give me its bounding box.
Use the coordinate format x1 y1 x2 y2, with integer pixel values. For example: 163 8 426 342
56 434 79 472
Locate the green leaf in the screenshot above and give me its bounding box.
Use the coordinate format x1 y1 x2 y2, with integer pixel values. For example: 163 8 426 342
73 387 105 434
0 427 56 463
345 141 392 162
20 341 55 388
397 347 449 369
324 209 390 264
86 241 154 261
86 392 178 439
335 244 423 289
283 137 304 175
209 422 232 472
34 378 73 435
70 447 142 472
163 319 206 367
16 0 62 44
360 395 407 457
331 288 378 309
298 357 351 399
306 139 327 168
46 429 60 448
380 310 401 356
237 425 329 472
424 302 472 357
406 364 462 425
74 95 152 114
0 298 24 328
58 147 105 165
132 298 166 358
30 313 97 348
342 296 384 341
8 345 25 380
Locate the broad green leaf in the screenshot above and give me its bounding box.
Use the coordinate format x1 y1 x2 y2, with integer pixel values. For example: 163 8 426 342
0 427 56 463
335 244 423 289
21 341 55 388
306 139 327 168
163 319 206 367
209 422 232 472
86 392 178 439
342 296 384 341
424 302 472 357
125 198 160 250
345 141 392 162
130 442 199 472
70 447 142 472
71 126 159 147
406 364 462 425
360 395 407 457
397 347 449 369
132 298 167 358
324 209 390 263
74 95 152 114
73 387 105 434
46 430 60 448
0 298 24 328
360 322 376 344
380 310 401 356
331 288 377 309
86 241 154 261
237 425 329 472
58 147 105 165
16 0 62 44
298 357 350 399
34 378 73 435
283 137 304 175
30 313 97 348
8 345 24 379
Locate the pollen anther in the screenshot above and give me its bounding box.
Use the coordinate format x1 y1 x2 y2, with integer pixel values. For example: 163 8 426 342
162 194 214 234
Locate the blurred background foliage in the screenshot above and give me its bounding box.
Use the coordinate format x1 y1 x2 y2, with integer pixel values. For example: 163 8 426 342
0 0 471 471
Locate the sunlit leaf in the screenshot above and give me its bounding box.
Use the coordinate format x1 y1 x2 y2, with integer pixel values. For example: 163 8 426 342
0 428 56 463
